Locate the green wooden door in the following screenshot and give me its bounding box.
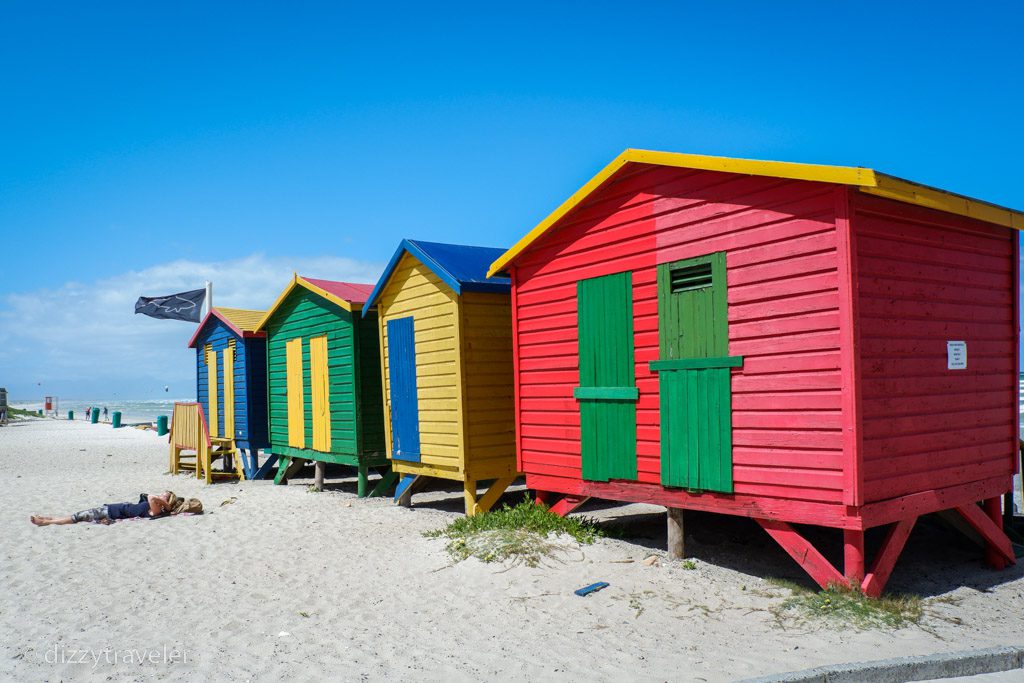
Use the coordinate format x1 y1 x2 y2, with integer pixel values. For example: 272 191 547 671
575 272 638 482
651 252 742 492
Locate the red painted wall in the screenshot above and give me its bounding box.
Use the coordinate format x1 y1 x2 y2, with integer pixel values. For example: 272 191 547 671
513 165 848 509
852 192 1018 503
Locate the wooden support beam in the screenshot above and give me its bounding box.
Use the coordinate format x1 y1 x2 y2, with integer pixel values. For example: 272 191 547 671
667 507 685 560
861 517 915 598
274 456 306 485
253 454 279 481
273 456 291 485
547 495 590 517
368 470 400 498
843 529 865 584
957 501 1015 569
313 461 325 491
471 476 517 516
394 474 421 507
756 518 845 590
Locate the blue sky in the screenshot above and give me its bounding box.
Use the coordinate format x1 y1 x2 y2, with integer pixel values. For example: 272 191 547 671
1 2 1022 399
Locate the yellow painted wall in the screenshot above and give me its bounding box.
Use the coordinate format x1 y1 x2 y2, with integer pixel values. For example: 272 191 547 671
459 291 517 478
378 253 462 473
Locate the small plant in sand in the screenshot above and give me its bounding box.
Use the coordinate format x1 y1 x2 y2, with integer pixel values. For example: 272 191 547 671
768 579 923 630
681 559 697 570
425 496 604 567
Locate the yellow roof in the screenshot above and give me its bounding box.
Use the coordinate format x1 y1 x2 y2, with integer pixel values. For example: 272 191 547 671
487 149 1024 277
216 307 265 333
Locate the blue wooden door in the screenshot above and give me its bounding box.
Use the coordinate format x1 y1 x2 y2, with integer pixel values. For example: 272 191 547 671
387 317 421 462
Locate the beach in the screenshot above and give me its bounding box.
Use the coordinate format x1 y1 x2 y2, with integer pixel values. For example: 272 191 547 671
2 418 1023 682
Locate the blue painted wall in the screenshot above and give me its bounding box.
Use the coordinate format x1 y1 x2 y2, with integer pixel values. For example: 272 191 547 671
193 318 269 450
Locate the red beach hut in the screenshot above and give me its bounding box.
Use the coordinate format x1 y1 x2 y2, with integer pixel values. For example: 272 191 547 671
488 149 1023 595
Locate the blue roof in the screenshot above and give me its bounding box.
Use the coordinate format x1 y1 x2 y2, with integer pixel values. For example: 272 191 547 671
364 239 511 314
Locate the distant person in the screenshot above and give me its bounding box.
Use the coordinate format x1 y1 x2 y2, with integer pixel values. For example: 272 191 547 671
84 406 91 420
102 406 108 421
30 491 177 526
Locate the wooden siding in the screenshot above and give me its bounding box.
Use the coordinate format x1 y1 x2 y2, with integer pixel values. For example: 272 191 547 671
242 336 269 449
460 290 517 477
194 318 268 447
379 253 462 471
512 165 846 510
357 310 386 454
852 191 1018 503
266 287 377 457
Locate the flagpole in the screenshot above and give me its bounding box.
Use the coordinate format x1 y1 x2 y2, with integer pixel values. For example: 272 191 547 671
205 281 213 317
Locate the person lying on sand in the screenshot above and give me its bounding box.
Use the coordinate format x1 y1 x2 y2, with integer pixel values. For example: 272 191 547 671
30 491 177 526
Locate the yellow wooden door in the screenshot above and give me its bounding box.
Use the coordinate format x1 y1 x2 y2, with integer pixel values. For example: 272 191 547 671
310 335 331 452
206 345 218 438
286 338 305 448
223 342 235 438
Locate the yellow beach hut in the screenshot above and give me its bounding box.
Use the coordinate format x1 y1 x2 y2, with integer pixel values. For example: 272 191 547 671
363 240 518 515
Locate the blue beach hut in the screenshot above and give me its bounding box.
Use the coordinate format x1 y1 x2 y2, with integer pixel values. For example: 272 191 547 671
187 307 274 479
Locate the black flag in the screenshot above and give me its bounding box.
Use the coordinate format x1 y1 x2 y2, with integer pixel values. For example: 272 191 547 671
134 288 206 322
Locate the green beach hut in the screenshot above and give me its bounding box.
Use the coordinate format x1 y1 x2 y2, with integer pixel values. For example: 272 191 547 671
255 274 393 496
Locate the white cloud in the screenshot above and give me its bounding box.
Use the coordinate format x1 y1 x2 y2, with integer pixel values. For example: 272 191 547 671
0 254 384 399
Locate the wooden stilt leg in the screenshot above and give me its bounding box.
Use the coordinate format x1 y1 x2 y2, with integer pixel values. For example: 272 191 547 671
313 461 325 491
667 507 685 560
861 517 915 598
843 529 866 585
535 490 552 506
756 518 844 590
463 479 478 516
984 497 1009 569
357 463 369 498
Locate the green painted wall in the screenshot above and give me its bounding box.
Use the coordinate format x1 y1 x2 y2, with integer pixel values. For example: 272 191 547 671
266 287 384 459
357 309 386 454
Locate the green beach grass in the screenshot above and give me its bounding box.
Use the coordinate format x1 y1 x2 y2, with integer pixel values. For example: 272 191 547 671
425 495 605 566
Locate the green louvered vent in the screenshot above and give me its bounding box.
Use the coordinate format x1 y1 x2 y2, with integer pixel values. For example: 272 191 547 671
670 262 713 293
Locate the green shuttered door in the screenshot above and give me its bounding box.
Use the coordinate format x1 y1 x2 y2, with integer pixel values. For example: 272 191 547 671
575 272 638 482
654 252 740 493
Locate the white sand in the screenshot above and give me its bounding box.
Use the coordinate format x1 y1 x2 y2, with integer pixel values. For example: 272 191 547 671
1 419 1023 682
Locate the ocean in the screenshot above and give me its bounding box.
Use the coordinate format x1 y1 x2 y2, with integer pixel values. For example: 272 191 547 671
9 398 191 424
12 378 1024 428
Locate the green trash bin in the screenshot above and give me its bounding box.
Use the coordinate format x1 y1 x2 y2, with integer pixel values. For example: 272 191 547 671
90 408 99 424
112 411 122 428
156 415 169 436
68 410 74 420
